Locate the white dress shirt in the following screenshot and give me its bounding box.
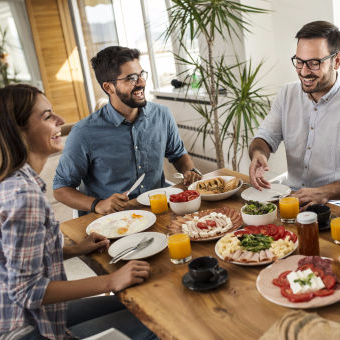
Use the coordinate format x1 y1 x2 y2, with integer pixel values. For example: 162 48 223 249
254 74 340 191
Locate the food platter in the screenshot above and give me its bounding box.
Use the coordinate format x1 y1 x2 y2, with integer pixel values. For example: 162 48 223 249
215 226 298 266
256 255 340 308
188 176 243 201
137 187 183 206
241 184 291 202
86 210 156 239
168 206 243 242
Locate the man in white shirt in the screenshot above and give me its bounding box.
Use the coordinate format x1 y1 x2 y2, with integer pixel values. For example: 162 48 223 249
249 20 340 208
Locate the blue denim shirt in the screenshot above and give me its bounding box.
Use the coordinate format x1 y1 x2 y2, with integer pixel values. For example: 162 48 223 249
53 101 187 201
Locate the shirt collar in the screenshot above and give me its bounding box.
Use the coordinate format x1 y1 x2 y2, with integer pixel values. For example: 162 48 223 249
21 163 47 193
104 101 149 127
320 72 340 103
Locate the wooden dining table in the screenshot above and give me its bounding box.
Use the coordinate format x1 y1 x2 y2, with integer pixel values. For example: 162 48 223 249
60 168 340 340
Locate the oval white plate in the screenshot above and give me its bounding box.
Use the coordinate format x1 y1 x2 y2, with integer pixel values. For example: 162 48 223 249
188 176 243 201
86 210 156 239
108 231 167 260
241 184 291 202
137 187 183 206
256 255 340 309
215 229 298 266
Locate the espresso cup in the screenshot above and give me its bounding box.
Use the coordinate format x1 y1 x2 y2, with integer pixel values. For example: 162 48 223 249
306 204 330 230
188 256 220 283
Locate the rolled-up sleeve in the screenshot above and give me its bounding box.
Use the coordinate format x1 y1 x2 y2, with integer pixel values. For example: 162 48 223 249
254 89 284 153
164 108 187 163
2 189 50 310
53 125 90 190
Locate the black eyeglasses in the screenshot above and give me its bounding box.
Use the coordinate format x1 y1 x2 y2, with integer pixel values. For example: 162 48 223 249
291 52 338 70
111 70 148 85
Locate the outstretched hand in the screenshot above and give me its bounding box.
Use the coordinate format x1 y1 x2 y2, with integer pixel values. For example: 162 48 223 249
249 152 271 190
183 170 202 186
291 187 329 211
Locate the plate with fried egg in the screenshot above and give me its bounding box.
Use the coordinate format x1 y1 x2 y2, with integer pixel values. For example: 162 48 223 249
86 210 156 239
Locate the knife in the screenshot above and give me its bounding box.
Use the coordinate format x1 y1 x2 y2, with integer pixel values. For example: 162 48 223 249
126 173 145 196
110 237 154 264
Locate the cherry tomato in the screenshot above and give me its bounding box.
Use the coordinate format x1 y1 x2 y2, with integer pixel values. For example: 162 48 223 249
313 289 335 297
197 222 208 229
322 275 336 290
205 220 217 227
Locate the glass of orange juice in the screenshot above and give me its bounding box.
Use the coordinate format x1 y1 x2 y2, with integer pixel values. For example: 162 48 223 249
279 197 299 223
167 233 192 264
149 191 168 214
331 217 340 244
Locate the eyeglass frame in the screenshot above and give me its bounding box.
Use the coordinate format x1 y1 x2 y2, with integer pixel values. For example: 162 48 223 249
291 51 338 70
109 70 148 85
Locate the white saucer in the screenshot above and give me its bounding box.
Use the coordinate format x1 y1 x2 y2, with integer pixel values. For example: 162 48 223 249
241 184 291 202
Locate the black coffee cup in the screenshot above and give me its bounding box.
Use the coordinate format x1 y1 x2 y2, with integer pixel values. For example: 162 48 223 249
306 204 330 229
188 256 220 283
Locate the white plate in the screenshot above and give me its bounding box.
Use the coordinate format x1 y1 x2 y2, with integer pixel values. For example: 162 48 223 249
241 184 291 202
137 187 183 206
188 176 243 201
256 255 340 309
86 210 156 239
108 232 167 260
215 229 298 266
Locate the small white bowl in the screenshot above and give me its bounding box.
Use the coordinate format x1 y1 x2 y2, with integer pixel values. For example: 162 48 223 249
241 204 277 226
169 195 201 215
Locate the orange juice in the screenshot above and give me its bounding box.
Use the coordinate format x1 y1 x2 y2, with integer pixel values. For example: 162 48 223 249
168 233 192 264
149 192 168 214
331 217 340 244
279 197 299 222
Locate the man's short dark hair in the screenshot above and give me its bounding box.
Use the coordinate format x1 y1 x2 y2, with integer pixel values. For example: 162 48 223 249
91 46 140 92
295 21 340 53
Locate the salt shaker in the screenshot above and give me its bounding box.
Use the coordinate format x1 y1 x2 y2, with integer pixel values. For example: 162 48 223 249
296 211 320 256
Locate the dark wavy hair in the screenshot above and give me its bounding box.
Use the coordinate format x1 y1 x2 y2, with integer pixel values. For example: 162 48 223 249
0 84 42 181
296 21 340 53
90 46 140 93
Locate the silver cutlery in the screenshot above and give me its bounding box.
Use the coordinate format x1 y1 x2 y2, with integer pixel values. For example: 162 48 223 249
109 237 154 264
126 173 145 196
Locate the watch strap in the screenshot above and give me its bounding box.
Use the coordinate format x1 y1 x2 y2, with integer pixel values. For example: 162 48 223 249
91 198 102 213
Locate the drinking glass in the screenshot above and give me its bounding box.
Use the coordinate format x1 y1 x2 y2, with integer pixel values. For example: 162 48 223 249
149 191 168 214
279 197 299 223
331 217 340 244
167 233 192 264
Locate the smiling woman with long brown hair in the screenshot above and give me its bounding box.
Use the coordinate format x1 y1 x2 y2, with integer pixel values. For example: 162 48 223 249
0 84 157 340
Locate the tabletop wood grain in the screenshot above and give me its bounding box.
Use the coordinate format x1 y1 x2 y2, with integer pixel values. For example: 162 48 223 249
60 168 340 340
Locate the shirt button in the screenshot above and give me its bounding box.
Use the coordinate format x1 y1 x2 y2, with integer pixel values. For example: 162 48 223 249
308 147 311 150
138 165 141 169
310 127 313 130
305 166 307 169
302 183 305 186
141 185 144 188
314 108 317 111
135 145 138 150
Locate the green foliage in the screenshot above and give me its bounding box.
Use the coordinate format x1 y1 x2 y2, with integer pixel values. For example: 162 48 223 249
163 0 271 170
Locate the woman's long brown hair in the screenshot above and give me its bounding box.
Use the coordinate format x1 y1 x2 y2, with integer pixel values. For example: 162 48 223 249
0 84 42 181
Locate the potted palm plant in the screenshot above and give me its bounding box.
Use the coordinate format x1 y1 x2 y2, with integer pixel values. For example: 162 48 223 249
163 0 271 171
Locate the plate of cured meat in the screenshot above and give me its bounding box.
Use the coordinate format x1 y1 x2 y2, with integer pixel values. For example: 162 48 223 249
215 224 298 266
168 206 243 241
256 255 340 308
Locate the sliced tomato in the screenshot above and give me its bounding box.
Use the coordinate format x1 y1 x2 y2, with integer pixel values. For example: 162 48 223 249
244 226 258 233
205 220 217 227
313 289 335 297
290 233 298 243
197 222 208 229
283 230 292 240
259 226 270 236
234 230 250 236
187 195 199 201
185 190 199 195
281 287 314 302
323 275 336 290
311 267 324 279
277 226 285 239
297 264 314 272
173 196 187 202
273 271 291 287
267 224 278 236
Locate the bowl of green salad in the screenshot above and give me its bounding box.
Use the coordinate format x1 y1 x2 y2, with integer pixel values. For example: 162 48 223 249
241 200 277 226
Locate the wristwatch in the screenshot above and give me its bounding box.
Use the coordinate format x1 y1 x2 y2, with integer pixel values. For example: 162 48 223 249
91 198 102 213
190 167 203 176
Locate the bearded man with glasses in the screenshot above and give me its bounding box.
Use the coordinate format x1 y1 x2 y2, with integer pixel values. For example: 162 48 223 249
249 21 340 209
53 46 201 215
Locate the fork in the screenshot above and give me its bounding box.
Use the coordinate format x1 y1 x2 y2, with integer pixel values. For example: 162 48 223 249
109 236 147 264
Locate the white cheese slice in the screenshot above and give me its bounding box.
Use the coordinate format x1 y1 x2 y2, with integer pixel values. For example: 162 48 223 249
287 269 325 294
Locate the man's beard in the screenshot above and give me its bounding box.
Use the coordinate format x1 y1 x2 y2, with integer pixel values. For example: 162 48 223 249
115 85 147 108
299 64 334 94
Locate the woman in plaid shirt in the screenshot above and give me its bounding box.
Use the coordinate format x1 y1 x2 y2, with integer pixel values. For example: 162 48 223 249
0 84 157 340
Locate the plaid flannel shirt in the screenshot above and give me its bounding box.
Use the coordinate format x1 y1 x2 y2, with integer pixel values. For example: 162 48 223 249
0 164 67 339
